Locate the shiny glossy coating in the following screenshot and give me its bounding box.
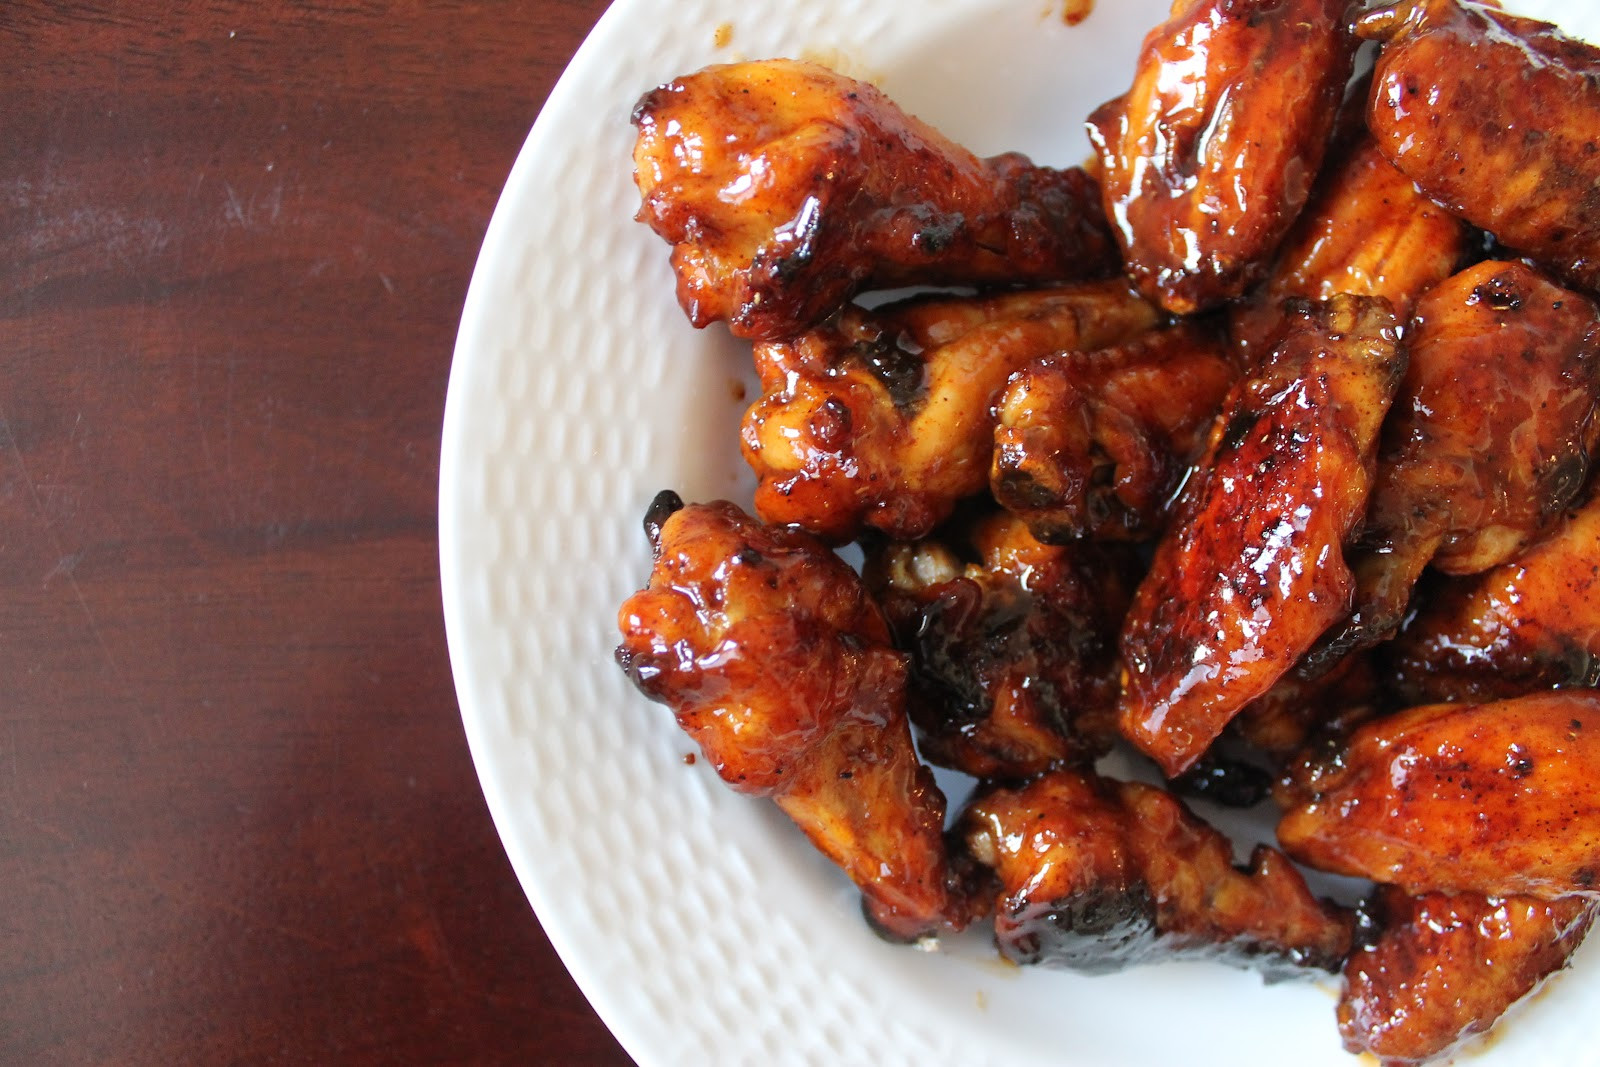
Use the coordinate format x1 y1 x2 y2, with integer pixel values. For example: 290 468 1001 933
1087 0 1358 314
632 59 1118 340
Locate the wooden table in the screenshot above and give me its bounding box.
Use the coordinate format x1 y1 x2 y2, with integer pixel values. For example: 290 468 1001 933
2 2 632 1061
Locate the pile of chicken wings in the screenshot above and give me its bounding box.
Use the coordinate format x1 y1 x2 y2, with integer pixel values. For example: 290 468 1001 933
615 1 1600 1062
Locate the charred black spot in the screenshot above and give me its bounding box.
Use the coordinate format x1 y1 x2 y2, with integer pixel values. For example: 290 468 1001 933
643 489 685 554
854 333 925 410
1469 275 1526 313
1172 755 1273 808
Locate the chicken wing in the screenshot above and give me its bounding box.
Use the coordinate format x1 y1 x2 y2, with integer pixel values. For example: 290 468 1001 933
1229 132 1468 368
614 493 974 940
1361 0 1600 293
1277 690 1600 899
1118 295 1405 777
742 281 1160 542
865 511 1139 781
632 59 1119 340
1086 0 1358 314
1305 261 1600 672
989 319 1238 543
1390 492 1600 706
1339 886 1596 1066
960 769 1353 977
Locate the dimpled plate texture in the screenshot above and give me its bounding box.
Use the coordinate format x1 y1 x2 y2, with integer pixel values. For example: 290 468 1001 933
440 1 1600 1064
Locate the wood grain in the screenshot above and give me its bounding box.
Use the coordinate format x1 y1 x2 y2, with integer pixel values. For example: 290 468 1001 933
0 2 630 1061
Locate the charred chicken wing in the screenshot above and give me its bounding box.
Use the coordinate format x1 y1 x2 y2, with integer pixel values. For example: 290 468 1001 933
865 511 1139 780
1118 295 1405 777
742 281 1160 542
1339 886 1596 1066
1391 492 1600 705
960 769 1353 977
1278 690 1600 900
632 59 1119 340
614 493 971 940
1308 261 1600 671
1229 132 1468 368
989 319 1238 543
1362 0 1600 294
1087 0 1358 314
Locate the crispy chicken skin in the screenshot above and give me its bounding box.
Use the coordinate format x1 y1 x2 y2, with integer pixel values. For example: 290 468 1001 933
865 511 1140 780
1278 691 1600 899
960 769 1353 977
1229 133 1468 368
742 281 1160 542
1307 262 1600 671
1086 0 1358 314
614 494 971 940
631 59 1119 340
1339 887 1596 1066
1362 0 1600 294
1391 492 1600 706
989 320 1238 543
1118 295 1405 777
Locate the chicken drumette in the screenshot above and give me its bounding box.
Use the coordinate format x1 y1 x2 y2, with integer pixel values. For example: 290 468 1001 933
614 493 977 940
960 769 1353 978
1087 0 1358 314
742 281 1160 542
1118 295 1405 776
989 319 1238 543
632 59 1119 340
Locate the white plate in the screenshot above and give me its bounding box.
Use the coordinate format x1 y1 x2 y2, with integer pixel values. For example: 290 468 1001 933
440 2 1600 1064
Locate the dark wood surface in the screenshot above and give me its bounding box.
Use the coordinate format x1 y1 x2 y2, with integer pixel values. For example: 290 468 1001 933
1 2 633 1062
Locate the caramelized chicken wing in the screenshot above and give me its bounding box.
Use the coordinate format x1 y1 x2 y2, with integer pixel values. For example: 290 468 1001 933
1339 886 1596 1066
1231 652 1380 760
1086 0 1358 314
742 281 1160 541
1229 132 1469 368
1307 262 1600 671
1118 295 1405 776
1390 492 1600 705
865 511 1140 780
1278 690 1600 899
614 493 971 940
989 319 1238 542
960 769 1353 977
631 59 1119 340
1362 0 1600 293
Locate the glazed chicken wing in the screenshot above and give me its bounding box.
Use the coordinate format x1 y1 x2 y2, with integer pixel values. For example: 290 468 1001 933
1118 295 1405 777
989 320 1238 543
960 769 1353 977
1277 690 1600 899
1339 887 1596 1066
865 511 1140 781
1086 0 1358 314
1391 492 1600 706
1229 132 1469 368
614 493 973 940
742 281 1160 542
1362 0 1600 294
631 59 1119 340
1306 261 1600 671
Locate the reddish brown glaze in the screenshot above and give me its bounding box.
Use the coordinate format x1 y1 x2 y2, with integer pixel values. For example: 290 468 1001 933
1118 296 1405 776
1363 0 1600 293
614 496 971 940
632 59 1118 340
1307 262 1600 671
990 319 1238 543
1086 0 1358 314
865 511 1139 781
741 281 1160 542
961 769 1352 977
1339 887 1596 1066
1229 133 1468 368
1278 691 1600 899
1391 492 1600 705
1231 653 1380 760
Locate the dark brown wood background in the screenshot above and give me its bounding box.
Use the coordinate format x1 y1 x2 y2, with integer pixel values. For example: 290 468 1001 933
1 2 632 1061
